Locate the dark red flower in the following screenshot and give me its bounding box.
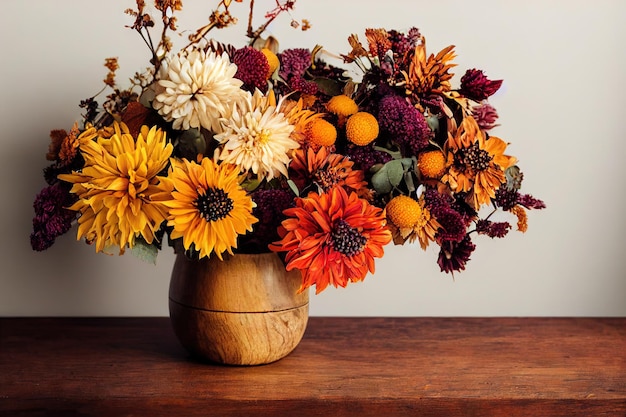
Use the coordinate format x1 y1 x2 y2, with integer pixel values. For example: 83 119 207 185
476 219 511 238
233 46 270 93
459 69 503 101
437 235 476 274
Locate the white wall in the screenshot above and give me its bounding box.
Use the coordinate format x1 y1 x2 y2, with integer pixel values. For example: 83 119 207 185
2 0 625 317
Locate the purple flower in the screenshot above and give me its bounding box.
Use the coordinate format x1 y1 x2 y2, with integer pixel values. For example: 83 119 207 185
238 189 294 253
278 48 311 80
346 143 392 173
30 182 77 251
388 27 421 57
377 94 430 155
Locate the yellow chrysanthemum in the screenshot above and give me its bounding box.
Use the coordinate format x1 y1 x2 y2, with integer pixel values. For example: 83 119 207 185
154 158 258 260
327 95 359 117
261 48 280 78
58 122 173 253
346 112 379 146
418 150 447 179
214 89 299 181
386 195 422 229
305 118 337 147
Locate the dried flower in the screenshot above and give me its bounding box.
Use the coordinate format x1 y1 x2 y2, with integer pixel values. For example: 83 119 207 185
30 3 544 287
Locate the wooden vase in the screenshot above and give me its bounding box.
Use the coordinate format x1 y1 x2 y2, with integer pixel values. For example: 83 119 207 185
168 252 309 365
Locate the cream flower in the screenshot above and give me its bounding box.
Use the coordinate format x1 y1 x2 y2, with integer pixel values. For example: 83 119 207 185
153 48 245 132
214 90 299 181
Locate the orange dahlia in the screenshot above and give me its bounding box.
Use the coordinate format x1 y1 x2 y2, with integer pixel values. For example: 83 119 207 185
269 186 392 294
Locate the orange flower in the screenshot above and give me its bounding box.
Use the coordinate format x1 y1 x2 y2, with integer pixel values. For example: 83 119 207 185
442 116 517 210
288 147 367 195
270 186 392 293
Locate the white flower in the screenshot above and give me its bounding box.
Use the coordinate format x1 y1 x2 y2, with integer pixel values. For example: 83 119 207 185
214 90 299 181
153 48 245 131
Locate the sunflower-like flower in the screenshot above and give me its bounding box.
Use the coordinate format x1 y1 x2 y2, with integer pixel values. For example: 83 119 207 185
153 48 245 132
442 116 517 210
406 36 456 97
58 122 173 253
214 89 299 181
288 146 368 195
154 157 258 260
270 186 392 294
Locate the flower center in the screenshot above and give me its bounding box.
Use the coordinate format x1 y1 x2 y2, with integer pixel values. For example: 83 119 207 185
196 187 233 222
256 129 271 145
460 142 492 171
315 169 342 191
331 219 367 256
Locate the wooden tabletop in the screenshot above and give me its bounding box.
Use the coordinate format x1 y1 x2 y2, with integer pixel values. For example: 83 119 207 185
1 317 625 416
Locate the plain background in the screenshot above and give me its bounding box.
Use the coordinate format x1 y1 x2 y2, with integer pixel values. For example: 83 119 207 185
1 0 625 317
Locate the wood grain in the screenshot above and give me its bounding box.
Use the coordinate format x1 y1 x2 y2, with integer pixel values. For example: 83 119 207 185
1 317 625 416
169 252 309 365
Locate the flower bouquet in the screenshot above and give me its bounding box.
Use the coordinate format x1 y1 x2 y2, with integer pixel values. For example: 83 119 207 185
30 0 545 296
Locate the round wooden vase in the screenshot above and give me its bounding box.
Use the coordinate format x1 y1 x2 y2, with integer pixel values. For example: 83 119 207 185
168 252 309 365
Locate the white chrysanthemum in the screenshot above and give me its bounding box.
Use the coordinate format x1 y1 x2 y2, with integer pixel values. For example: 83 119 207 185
153 48 245 131
214 90 299 181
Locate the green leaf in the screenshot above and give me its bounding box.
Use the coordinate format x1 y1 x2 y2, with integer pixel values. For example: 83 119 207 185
176 128 206 158
129 240 159 264
287 179 300 197
386 160 405 187
241 178 262 192
310 77 344 97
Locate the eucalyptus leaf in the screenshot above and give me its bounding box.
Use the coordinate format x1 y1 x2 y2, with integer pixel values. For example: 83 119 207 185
287 179 300 197
311 76 344 97
386 160 405 187
371 166 393 194
176 128 206 158
241 178 262 192
129 240 159 264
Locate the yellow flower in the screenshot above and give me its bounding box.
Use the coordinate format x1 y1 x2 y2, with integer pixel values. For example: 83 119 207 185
59 122 173 253
305 119 337 147
386 195 440 249
154 158 258 260
386 195 422 229
418 150 446 179
346 112 379 146
261 48 280 78
327 95 359 117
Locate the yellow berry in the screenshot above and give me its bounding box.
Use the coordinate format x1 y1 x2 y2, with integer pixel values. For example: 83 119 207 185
385 195 422 229
346 112 379 146
305 118 337 147
261 48 280 78
418 150 447 179
327 95 359 117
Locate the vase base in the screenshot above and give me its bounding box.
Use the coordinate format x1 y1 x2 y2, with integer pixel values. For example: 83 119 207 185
169 299 309 365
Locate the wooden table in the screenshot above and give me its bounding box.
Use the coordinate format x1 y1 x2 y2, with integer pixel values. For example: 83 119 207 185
1 317 625 416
